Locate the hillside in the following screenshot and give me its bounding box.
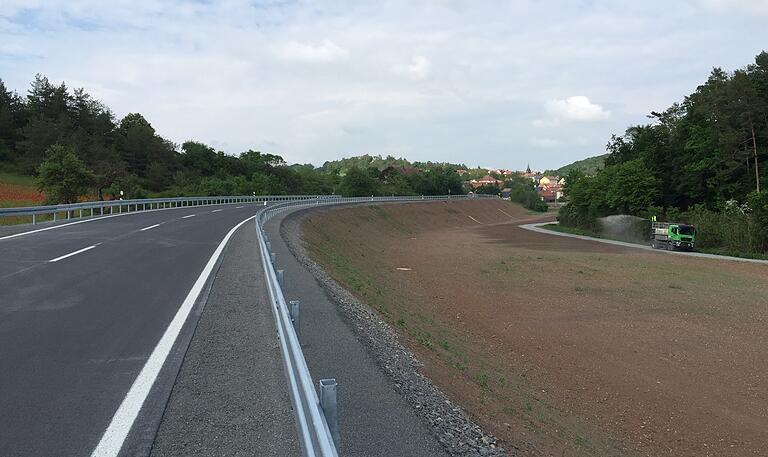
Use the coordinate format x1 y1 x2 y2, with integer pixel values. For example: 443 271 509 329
547 153 607 176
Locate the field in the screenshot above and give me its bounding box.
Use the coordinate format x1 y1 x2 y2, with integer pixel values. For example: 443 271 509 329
0 172 46 224
301 199 768 457
0 172 44 207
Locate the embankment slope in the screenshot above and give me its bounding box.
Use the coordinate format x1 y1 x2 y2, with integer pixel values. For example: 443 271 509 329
302 199 768 457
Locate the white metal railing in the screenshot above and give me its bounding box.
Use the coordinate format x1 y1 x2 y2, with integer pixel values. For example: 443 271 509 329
0 195 341 224
254 194 495 457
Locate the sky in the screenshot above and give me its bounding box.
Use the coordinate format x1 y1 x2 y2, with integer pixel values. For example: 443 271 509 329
1 0 767 170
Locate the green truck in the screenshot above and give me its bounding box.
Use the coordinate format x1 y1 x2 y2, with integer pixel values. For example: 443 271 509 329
651 221 696 251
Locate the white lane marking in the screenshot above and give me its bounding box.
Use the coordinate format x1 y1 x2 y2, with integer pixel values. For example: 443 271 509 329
181 214 196 219
139 223 161 232
90 215 257 457
49 243 101 263
211 209 222 213
467 215 483 224
0 206 205 242
235 206 244 209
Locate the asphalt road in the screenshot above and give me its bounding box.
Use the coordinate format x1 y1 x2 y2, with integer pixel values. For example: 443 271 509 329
149 222 299 457
0 203 274 457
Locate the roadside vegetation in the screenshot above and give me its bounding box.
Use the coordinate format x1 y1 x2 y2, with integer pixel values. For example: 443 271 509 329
0 75 470 205
559 51 768 256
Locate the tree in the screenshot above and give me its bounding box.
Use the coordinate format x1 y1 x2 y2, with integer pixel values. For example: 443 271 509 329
340 166 380 196
36 144 94 204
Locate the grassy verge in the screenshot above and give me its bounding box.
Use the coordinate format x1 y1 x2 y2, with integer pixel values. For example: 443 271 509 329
696 247 768 261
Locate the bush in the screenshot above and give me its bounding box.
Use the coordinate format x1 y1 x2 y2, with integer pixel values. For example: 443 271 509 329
509 185 547 212
36 144 94 204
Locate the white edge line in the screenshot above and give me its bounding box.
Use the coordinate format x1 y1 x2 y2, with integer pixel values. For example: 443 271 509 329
235 206 244 209
520 222 768 265
139 223 162 232
181 214 196 219
49 243 101 263
89 214 257 457
211 209 222 213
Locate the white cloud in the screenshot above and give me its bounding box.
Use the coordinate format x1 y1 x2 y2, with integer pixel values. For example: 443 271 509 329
2 0 767 169
392 55 431 81
698 0 768 14
274 39 349 63
531 137 563 148
546 96 611 122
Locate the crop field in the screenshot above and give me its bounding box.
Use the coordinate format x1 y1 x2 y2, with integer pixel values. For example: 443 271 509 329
0 173 46 225
302 199 768 457
0 172 44 207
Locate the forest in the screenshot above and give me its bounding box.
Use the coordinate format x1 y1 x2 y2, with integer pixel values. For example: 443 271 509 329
0 75 464 202
560 52 768 255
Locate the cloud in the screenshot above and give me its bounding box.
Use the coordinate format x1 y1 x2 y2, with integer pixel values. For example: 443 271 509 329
274 39 349 63
392 55 431 81
2 0 767 170
698 0 768 14
530 137 563 148
546 96 611 122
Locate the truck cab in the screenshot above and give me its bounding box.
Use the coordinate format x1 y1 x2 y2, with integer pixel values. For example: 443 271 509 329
651 222 696 251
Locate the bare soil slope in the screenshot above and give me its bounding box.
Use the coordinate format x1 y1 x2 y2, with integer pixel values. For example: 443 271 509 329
301 200 768 457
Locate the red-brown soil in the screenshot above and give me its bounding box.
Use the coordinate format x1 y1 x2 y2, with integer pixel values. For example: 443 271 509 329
301 200 768 457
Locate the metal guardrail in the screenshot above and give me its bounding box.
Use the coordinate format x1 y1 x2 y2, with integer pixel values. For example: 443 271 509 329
0 195 341 224
254 194 495 457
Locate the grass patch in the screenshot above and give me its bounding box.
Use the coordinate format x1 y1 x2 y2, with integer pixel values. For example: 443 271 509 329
0 172 37 187
697 247 768 261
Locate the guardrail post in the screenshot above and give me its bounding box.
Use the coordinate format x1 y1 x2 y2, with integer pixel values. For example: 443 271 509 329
276 269 285 289
91 208 94 217
32 214 36 225
79 209 82 218
289 300 300 338
319 379 340 449
53 212 57 222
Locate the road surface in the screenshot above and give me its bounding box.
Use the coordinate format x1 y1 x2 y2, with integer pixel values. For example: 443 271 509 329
0 203 280 456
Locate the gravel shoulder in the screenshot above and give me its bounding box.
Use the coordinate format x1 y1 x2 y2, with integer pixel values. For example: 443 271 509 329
150 222 300 456
277 203 506 457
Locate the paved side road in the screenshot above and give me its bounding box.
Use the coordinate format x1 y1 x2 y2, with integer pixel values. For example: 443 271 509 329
150 222 299 456
520 222 768 265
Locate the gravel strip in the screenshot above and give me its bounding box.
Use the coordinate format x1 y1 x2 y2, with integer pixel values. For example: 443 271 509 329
281 206 509 457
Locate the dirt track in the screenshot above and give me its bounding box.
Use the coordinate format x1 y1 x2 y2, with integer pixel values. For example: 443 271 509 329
301 199 768 457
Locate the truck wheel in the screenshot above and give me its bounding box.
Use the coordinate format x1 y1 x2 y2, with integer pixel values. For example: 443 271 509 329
651 240 657 249
667 242 674 251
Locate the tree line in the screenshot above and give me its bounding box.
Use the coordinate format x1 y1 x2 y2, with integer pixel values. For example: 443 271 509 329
0 75 469 203
560 52 768 254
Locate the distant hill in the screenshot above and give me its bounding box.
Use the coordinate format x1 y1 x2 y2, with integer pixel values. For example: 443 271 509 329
547 153 608 176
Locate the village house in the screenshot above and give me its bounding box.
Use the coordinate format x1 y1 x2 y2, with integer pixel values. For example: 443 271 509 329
469 175 504 189
536 175 564 202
